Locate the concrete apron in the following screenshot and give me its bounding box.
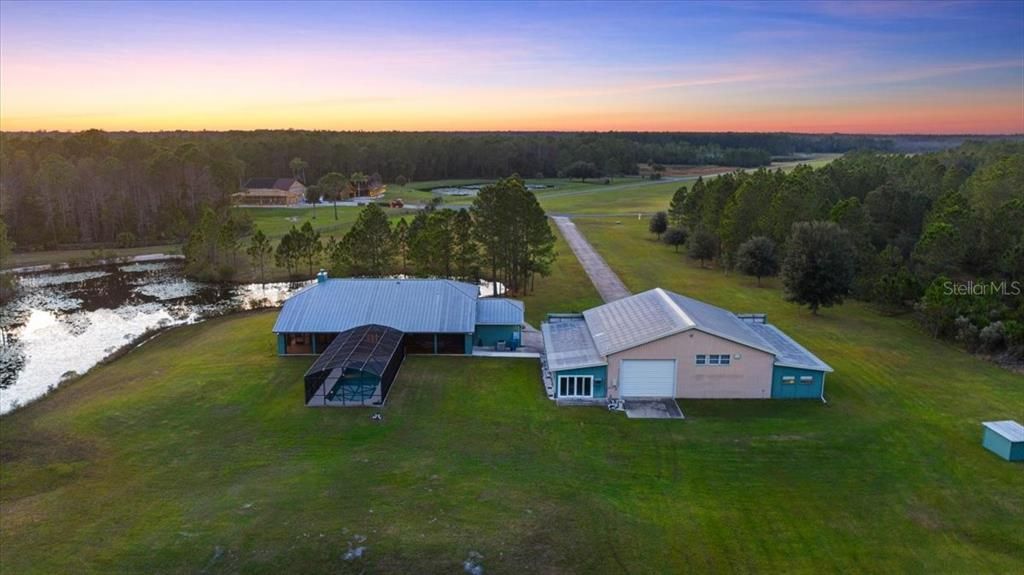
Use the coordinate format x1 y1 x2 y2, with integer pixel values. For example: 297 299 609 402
623 399 685 419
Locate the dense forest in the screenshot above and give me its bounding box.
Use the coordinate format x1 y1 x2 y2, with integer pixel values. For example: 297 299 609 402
657 141 1024 361
185 177 555 294
0 130 893 249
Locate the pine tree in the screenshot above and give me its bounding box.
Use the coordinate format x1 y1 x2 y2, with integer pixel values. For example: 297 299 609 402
667 186 687 227
392 218 410 274
341 203 393 276
246 228 272 283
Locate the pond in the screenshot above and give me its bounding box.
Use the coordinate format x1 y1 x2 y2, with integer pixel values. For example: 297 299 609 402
432 183 549 197
0 260 309 414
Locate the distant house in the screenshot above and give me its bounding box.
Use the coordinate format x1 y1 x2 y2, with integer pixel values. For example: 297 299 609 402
347 173 386 198
543 288 833 402
233 177 306 205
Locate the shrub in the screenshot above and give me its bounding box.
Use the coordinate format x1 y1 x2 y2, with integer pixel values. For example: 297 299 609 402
954 316 980 352
116 231 136 248
978 321 1006 353
735 236 778 286
648 212 668 238
662 228 688 252
688 228 718 268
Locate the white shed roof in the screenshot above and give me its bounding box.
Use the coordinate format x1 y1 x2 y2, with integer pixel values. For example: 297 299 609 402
983 420 1024 443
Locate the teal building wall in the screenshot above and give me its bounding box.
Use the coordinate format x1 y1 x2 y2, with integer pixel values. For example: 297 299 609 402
983 428 1024 461
473 324 522 348
770 366 825 399
552 365 608 399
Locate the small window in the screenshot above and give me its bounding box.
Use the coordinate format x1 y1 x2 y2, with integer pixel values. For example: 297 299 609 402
800 376 814 385
708 355 720 365
696 355 706 365
719 355 731 366
782 376 796 385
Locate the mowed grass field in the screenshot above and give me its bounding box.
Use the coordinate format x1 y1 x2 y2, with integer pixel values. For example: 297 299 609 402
3 293 1022 572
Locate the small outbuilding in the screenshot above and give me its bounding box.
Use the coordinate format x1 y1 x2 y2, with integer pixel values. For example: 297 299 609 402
981 420 1024 461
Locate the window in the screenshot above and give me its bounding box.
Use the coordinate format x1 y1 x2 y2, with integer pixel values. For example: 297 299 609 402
697 354 731 366
800 376 814 385
558 375 594 398
782 376 796 385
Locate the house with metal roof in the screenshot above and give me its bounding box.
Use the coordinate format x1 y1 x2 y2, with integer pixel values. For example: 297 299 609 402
542 288 833 401
275 276 524 356
275 276 525 405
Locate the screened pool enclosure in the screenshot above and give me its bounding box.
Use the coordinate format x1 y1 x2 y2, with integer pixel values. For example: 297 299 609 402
303 324 405 407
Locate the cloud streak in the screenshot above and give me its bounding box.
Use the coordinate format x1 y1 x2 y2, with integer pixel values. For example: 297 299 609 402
1 0 1021 133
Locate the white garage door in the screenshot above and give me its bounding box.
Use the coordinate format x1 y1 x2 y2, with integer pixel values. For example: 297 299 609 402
619 359 676 397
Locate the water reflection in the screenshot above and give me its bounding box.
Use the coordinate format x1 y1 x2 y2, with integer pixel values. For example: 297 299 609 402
0 260 308 413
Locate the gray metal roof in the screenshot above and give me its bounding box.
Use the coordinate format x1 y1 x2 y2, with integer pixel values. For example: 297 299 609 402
983 420 1024 442
542 316 606 371
578 287 831 372
582 289 693 356
475 298 525 325
745 322 834 372
273 279 479 334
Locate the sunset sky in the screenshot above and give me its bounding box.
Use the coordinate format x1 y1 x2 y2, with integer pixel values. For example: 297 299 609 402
1 0 1022 133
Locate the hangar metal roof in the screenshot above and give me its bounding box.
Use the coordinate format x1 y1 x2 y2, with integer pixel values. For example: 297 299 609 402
582 289 693 356
273 278 479 334
745 322 834 372
475 298 525 325
574 287 831 372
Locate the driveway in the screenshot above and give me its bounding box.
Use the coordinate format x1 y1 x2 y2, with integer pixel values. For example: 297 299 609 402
623 399 685 419
552 216 631 303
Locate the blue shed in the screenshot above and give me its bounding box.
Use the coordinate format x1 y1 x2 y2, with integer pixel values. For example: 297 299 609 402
981 420 1024 461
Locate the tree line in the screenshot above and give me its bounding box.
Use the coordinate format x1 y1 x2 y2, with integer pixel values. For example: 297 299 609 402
649 141 1024 359
0 130 897 250
243 176 555 294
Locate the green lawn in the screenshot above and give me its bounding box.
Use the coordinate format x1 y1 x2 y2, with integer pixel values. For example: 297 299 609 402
2 244 181 270
3 298 1022 573
238 206 367 239
539 179 684 215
